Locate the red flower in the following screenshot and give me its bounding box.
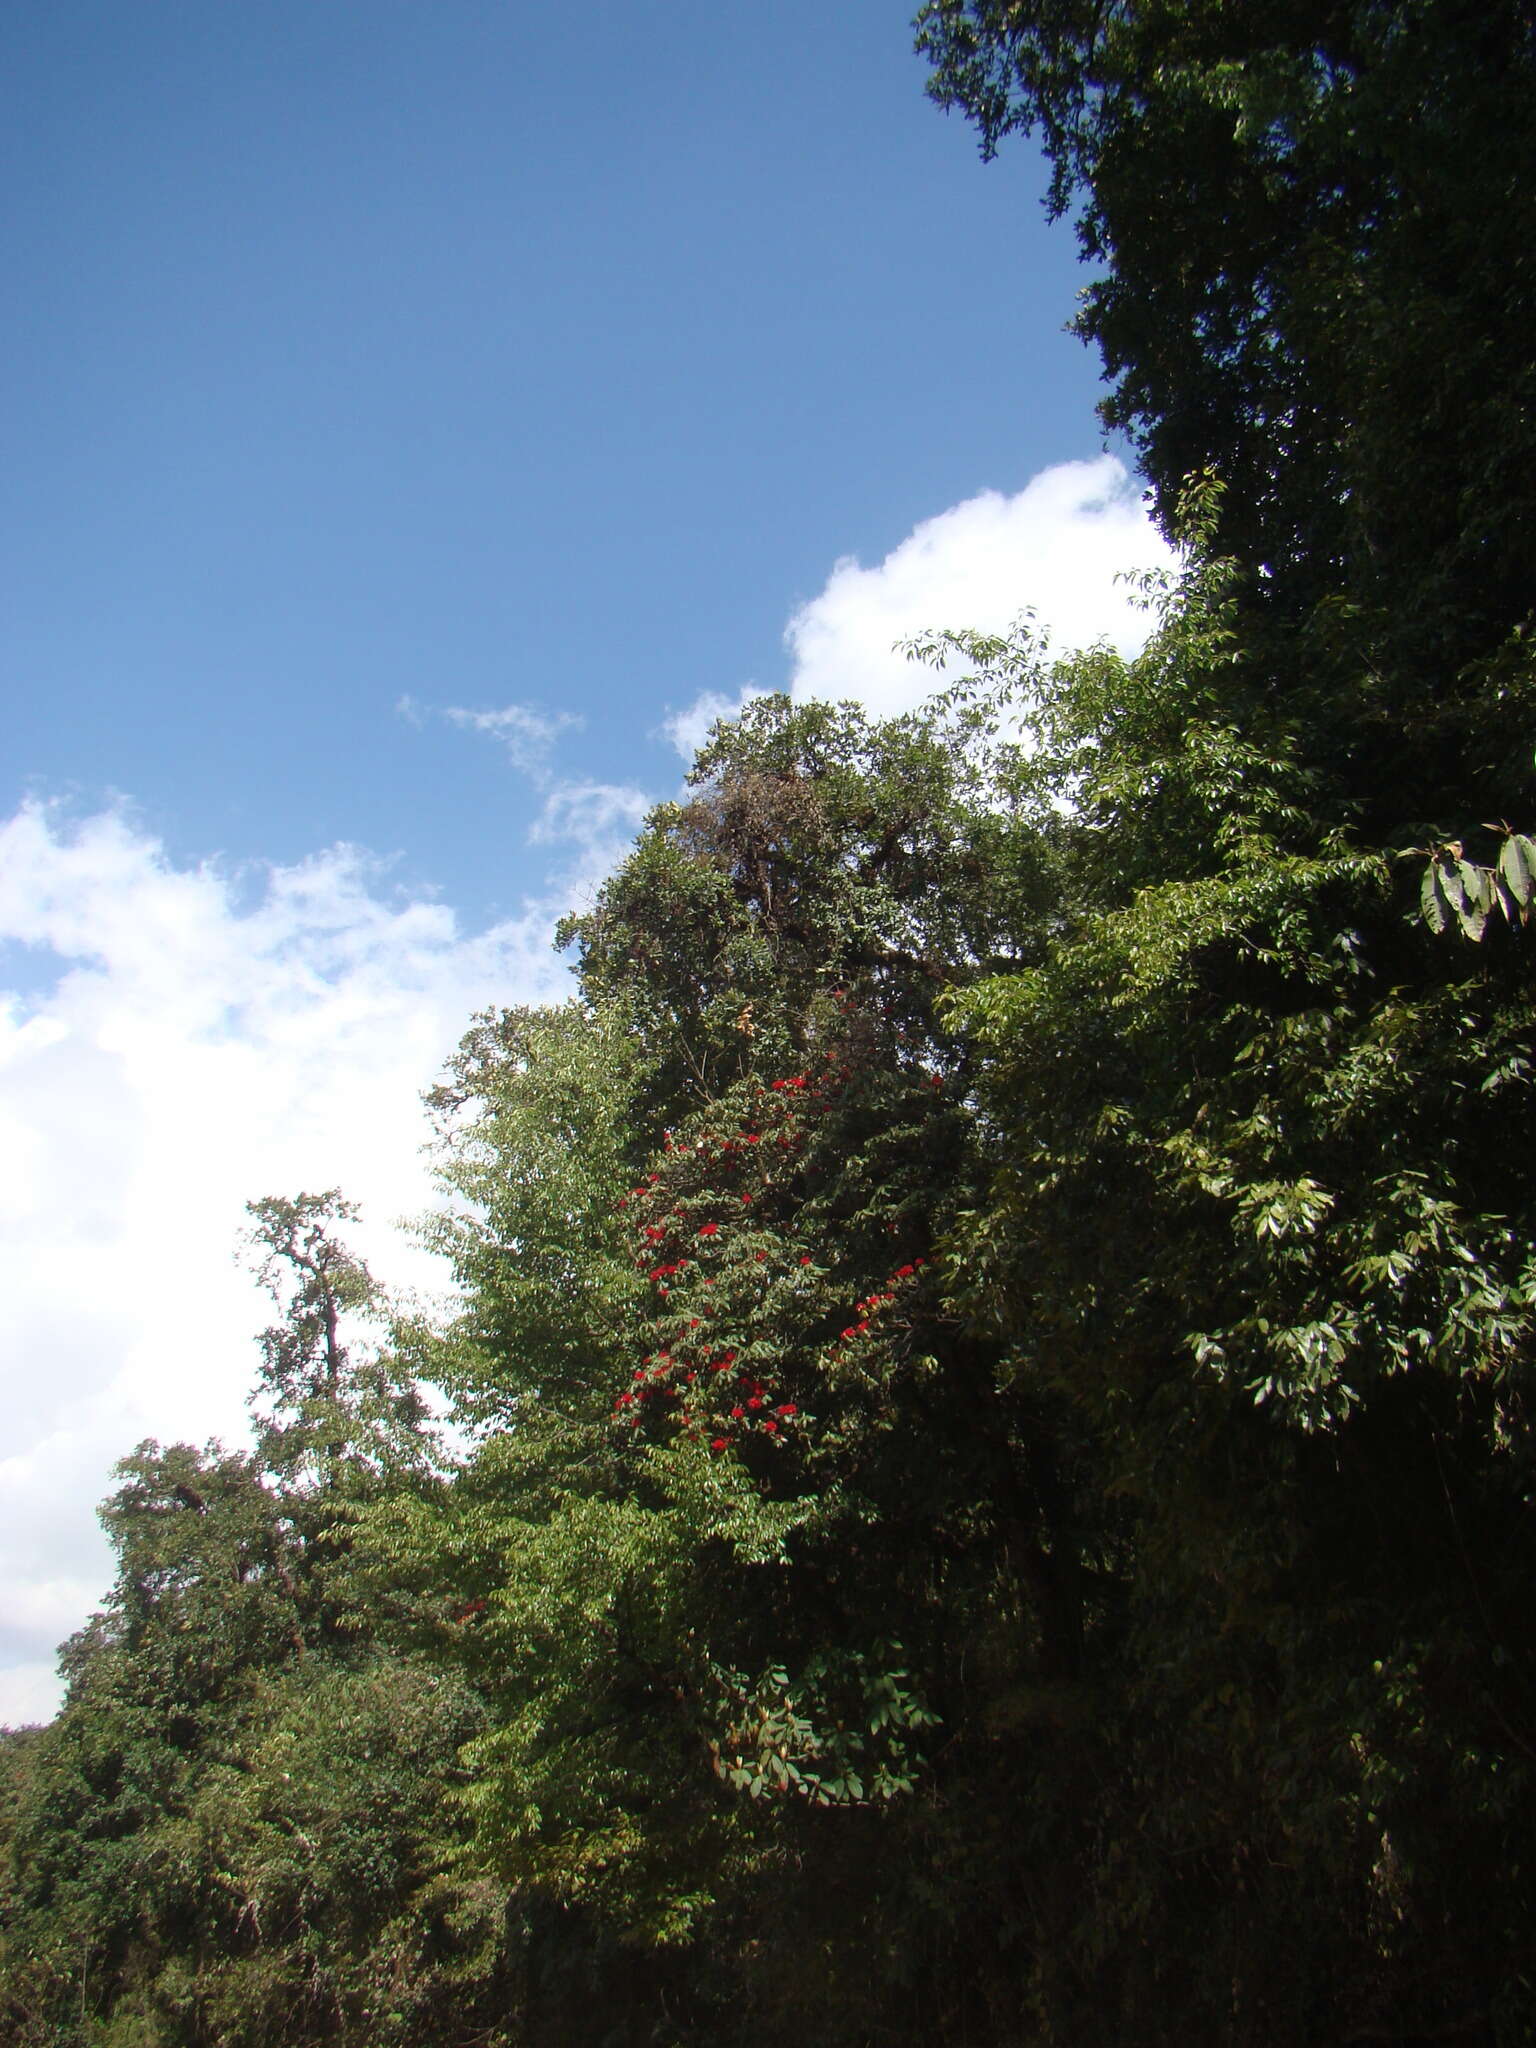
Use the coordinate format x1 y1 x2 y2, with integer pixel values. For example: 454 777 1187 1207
710 1437 729 1452
777 1403 798 1416
895 1264 915 1279
698 1221 719 1237
730 1405 745 1418
800 1254 812 1265
761 1418 779 1434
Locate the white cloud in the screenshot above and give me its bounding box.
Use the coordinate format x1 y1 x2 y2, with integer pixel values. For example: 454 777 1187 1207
444 701 581 782
0 801 576 1724
0 1663 66 1731
526 781 656 926
785 456 1173 718
531 780 651 854
661 688 769 766
661 458 1172 753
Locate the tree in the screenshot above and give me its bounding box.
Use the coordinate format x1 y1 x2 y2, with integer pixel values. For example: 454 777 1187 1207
245 1191 432 1496
917 0 1536 837
369 695 1104 2041
919 535 1536 2040
909 24 1536 2027
0 1202 520 2048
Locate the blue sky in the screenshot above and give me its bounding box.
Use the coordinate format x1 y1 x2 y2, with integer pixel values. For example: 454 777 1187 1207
0 1 1173 1721
5 0 1119 918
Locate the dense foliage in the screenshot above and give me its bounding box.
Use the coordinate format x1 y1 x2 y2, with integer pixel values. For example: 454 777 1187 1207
5 1 1535 2040
0 1198 523 2047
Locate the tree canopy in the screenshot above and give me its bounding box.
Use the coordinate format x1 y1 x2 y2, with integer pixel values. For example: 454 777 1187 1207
919 0 1536 837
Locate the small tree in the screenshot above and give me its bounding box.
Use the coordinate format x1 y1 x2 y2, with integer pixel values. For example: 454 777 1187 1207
244 1190 432 1495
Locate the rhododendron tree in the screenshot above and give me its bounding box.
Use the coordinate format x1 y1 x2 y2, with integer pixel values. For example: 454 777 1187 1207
367 694 1083 2019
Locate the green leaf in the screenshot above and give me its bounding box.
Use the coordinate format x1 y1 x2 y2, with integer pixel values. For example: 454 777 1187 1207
1493 870 1524 925
1499 833 1536 912
1420 860 1451 935
1454 862 1489 940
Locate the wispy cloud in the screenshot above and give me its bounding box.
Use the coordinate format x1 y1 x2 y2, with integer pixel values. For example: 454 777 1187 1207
660 688 770 766
531 780 650 852
442 701 582 783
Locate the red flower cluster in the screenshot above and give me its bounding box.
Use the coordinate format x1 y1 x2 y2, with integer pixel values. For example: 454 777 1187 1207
612 1053 893 1453
823 1258 926 1366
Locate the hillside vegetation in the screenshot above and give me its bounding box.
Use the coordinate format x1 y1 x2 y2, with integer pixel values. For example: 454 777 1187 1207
5 2 1536 2041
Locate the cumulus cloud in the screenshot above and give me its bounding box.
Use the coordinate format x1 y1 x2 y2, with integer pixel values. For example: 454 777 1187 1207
0 802 575 1724
662 457 1172 752
785 457 1172 717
